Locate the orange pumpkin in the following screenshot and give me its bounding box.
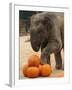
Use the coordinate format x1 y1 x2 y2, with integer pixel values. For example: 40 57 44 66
28 55 40 67
23 64 28 77
40 64 52 77
26 67 39 78
39 64 42 76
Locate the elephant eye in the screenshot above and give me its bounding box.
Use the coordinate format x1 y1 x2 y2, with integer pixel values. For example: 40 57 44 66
41 20 45 25
36 30 40 34
35 21 40 25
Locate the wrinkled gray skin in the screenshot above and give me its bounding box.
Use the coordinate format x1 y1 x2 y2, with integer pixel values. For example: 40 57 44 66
29 12 64 69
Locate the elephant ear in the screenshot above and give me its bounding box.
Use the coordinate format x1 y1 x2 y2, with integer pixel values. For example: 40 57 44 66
44 14 62 50
47 22 53 33
43 15 53 33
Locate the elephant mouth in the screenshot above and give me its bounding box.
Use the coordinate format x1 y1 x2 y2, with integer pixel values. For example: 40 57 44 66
32 44 40 52
31 40 40 52
30 36 41 52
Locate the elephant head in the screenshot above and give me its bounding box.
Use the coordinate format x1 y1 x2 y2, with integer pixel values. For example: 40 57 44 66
29 13 50 52
29 12 63 53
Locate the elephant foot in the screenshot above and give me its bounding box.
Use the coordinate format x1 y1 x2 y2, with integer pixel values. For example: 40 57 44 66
40 58 47 65
55 65 62 69
62 64 64 70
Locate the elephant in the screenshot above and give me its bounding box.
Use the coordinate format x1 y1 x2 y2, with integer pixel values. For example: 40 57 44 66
29 12 64 69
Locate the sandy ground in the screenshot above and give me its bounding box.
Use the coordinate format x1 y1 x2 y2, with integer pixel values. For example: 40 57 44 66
19 35 64 79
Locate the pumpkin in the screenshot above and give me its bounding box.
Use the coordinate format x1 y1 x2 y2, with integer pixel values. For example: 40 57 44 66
26 67 39 78
39 64 42 76
28 55 40 67
40 64 52 77
23 64 28 77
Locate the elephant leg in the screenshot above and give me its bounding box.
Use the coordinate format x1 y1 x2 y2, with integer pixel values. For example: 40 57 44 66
47 55 51 65
62 48 64 70
62 63 64 70
40 54 48 64
40 48 50 65
40 54 51 65
55 51 62 69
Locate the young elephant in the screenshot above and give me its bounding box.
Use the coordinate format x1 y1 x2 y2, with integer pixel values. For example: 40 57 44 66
29 12 64 69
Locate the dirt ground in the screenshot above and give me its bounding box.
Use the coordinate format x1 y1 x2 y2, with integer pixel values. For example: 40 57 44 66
19 35 64 79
